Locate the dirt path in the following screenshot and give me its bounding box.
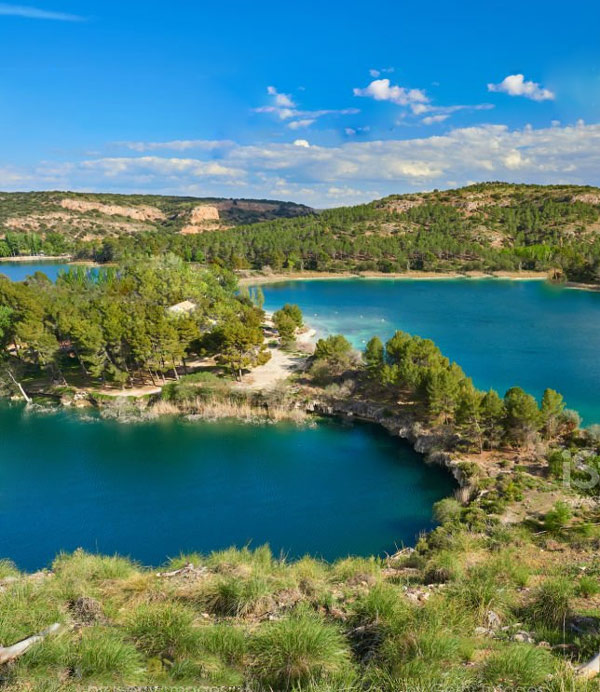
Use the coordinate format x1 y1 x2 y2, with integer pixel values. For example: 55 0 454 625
235 326 317 391
91 385 162 398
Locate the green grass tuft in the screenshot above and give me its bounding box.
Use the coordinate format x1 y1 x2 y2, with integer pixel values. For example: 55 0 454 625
125 602 200 659
249 613 353 690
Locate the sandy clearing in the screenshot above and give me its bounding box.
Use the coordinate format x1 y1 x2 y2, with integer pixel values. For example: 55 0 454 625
235 326 317 391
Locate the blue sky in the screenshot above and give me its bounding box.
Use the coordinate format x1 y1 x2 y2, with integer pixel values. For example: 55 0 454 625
0 0 599 206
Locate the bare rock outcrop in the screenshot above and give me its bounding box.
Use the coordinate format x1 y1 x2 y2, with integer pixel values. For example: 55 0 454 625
572 193 600 205
60 199 165 222
180 205 220 234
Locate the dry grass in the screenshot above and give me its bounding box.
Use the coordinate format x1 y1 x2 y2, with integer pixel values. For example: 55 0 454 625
149 395 308 423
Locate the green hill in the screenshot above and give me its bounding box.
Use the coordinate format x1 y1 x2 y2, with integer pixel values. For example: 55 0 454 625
3 183 600 283
152 182 598 282
0 190 313 255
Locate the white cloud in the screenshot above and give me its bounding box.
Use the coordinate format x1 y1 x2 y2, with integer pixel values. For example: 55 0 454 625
254 87 359 126
354 78 493 125
0 3 84 20
80 156 244 179
488 74 555 101
369 67 394 78
287 119 316 130
7 122 600 207
353 78 429 107
267 85 295 108
115 140 234 152
345 126 371 136
422 114 450 125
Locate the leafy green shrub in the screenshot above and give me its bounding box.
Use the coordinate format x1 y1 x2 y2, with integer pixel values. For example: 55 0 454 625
544 501 572 534
432 498 462 526
248 614 352 690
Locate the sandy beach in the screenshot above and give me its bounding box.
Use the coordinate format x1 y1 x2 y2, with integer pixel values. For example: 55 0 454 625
238 269 550 286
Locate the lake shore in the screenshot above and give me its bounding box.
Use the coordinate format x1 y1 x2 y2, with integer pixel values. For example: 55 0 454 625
0 254 72 263
239 269 550 286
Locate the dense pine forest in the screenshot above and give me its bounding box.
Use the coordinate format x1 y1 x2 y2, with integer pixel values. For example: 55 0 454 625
0 257 272 397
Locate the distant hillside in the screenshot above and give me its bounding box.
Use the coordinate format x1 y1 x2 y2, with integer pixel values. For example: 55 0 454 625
0 190 313 242
3 183 600 284
149 182 597 283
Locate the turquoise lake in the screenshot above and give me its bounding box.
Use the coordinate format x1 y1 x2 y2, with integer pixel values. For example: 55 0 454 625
262 278 600 425
0 404 453 571
3 262 600 570
0 260 72 282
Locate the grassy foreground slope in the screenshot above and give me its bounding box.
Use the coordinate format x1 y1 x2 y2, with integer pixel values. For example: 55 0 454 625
1 522 599 690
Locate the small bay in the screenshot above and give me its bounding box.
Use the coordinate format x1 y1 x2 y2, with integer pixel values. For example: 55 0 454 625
0 404 454 570
0 260 73 282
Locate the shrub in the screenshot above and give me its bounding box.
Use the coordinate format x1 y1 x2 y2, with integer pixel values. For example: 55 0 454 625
281 303 303 328
273 311 297 344
432 498 462 526
248 614 352 690
544 501 572 534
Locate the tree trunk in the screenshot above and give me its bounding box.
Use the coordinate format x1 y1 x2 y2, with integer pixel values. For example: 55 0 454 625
0 623 60 665
578 651 600 679
72 344 89 376
5 368 31 403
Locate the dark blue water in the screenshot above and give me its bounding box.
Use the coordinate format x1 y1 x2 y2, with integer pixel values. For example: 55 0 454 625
0 261 72 282
262 278 600 424
0 405 454 570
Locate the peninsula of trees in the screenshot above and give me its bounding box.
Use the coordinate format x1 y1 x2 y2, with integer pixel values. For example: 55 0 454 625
0 257 272 398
